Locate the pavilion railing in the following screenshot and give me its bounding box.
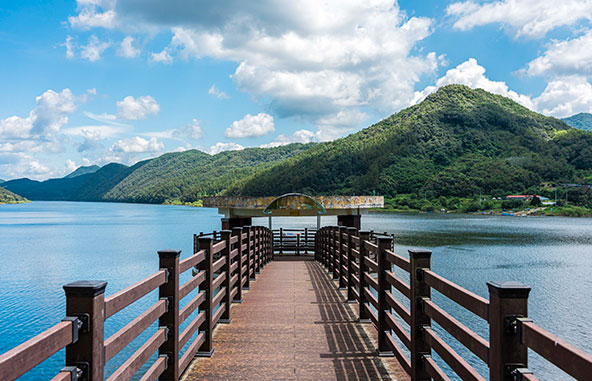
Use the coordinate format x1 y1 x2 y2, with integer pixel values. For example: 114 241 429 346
0 226 272 381
314 226 592 381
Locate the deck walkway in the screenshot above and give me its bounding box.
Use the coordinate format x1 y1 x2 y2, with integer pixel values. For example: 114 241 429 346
183 257 409 380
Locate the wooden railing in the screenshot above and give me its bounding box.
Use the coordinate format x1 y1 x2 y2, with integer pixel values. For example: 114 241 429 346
0 226 272 381
314 226 592 381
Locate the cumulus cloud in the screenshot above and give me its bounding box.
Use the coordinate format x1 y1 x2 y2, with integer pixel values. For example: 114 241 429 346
68 0 117 29
225 113 275 138
111 136 164 153
208 142 244 155
527 31 592 77
208 84 229 99
80 35 111 62
63 35 75 58
447 0 592 38
532 76 592 117
260 129 316 148
146 118 203 140
117 95 160 120
412 58 535 109
118 36 140 58
0 88 76 140
71 1 438 135
149 49 173 64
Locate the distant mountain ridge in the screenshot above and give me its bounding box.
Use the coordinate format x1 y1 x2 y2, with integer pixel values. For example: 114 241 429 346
64 165 100 178
3 85 592 202
563 113 592 131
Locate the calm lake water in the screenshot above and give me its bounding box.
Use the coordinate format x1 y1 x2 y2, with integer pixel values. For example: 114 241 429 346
1 202 590 380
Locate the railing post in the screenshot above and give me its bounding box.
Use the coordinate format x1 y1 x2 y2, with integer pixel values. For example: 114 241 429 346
255 228 261 274
220 230 232 323
332 227 339 280
232 227 243 302
339 226 348 288
279 227 283 254
62 280 107 381
377 237 394 356
157 250 181 379
488 281 531 381
243 226 252 289
346 227 357 303
196 237 214 357
409 249 432 380
304 228 308 254
270 228 274 261
358 230 371 323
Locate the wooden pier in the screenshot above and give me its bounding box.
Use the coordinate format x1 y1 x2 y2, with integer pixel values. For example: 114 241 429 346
1 225 591 381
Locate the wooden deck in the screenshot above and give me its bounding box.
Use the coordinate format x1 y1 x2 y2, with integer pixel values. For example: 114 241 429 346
183 257 409 380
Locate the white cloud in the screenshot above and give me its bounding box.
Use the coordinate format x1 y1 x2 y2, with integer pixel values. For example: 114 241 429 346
118 36 140 58
527 31 592 77
68 0 117 29
146 118 203 140
63 35 75 58
208 142 244 155
82 1 438 131
260 129 317 148
225 113 275 138
149 49 173 64
447 0 592 38
412 58 535 109
116 95 160 120
80 35 111 62
0 88 76 140
208 84 230 99
111 136 164 153
532 76 592 117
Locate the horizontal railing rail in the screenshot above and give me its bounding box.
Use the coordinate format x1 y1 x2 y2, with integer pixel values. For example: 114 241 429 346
0 226 273 381
314 225 592 381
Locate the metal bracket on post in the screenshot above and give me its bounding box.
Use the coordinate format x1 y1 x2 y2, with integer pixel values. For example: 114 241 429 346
60 366 84 381
71 363 89 381
160 297 173 313
509 366 534 381
62 316 83 343
160 267 173 282
505 316 533 337
159 325 171 342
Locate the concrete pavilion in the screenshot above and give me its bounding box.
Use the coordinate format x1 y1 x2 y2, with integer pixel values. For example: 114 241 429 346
202 193 384 230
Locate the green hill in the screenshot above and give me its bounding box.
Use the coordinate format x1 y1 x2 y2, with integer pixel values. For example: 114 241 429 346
64 165 100 179
2 85 591 205
226 85 592 198
0 187 28 204
1 144 312 203
563 113 592 131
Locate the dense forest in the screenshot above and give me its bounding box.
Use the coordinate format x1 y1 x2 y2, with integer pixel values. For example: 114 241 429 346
563 113 592 131
0 187 28 204
3 85 592 208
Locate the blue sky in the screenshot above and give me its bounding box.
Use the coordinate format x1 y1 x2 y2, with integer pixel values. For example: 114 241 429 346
1 0 592 180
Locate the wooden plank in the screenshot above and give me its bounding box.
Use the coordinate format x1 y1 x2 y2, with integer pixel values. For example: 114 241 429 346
179 250 206 273
105 270 167 319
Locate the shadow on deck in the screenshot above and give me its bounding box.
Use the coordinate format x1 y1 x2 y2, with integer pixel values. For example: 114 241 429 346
182 258 408 380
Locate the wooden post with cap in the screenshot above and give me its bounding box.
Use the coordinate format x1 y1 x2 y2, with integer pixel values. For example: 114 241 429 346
63 280 107 380
157 249 181 380
409 248 432 380
376 236 394 356
196 238 214 357
358 230 371 322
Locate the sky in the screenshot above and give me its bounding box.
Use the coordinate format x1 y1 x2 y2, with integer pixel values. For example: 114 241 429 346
1 0 592 181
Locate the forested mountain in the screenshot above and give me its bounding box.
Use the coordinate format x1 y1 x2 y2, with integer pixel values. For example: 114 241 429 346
563 113 592 131
226 85 592 197
0 187 28 204
2 144 312 203
64 165 100 179
3 85 591 203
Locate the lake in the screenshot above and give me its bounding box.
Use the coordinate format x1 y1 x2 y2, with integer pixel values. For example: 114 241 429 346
1 202 590 380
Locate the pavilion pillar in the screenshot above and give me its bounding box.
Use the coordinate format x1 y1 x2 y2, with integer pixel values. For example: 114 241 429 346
337 215 361 230
221 217 252 230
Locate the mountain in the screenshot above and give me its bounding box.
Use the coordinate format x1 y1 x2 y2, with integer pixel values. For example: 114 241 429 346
1 144 313 203
0 187 28 204
226 85 592 197
563 113 592 131
3 85 591 203
64 165 100 179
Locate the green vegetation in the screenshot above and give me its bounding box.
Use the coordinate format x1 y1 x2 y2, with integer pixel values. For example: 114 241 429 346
563 113 592 131
64 165 100 178
0 187 29 204
2 85 592 217
227 85 592 200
